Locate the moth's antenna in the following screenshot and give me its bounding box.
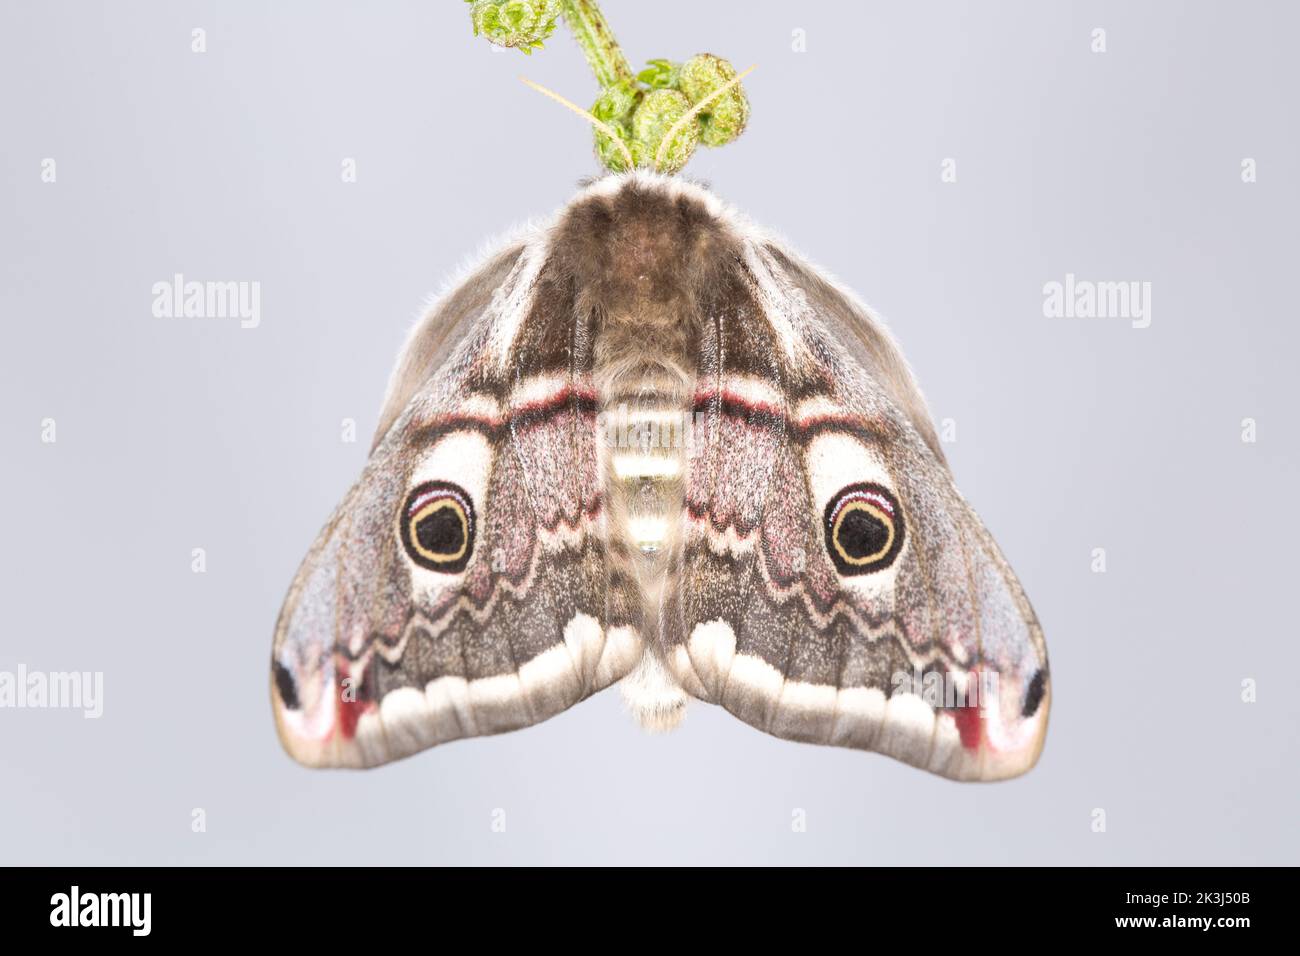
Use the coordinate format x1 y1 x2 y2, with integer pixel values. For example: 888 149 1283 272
653 64 756 173
519 76 635 171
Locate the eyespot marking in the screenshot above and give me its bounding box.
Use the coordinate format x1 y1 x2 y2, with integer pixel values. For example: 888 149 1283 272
399 481 475 573
824 482 905 575
273 659 300 711
1022 669 1047 717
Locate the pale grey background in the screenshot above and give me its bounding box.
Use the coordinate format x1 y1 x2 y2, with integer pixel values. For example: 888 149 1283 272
2 0 1296 865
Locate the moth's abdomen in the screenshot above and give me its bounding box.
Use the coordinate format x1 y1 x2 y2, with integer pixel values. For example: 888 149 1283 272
596 371 692 729
602 391 688 553
599 392 688 728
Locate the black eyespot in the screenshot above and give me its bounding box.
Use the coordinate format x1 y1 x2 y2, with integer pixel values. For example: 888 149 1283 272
824 482 905 576
398 481 475 573
273 660 299 711
1022 669 1047 717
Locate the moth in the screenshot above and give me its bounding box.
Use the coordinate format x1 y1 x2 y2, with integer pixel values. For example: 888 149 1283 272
271 173 1050 780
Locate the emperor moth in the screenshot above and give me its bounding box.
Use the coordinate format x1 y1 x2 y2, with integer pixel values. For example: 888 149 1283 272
270 173 1050 780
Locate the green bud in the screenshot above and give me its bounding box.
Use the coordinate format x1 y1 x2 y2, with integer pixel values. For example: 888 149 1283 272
636 58 680 90
590 83 638 172
631 88 699 174
678 53 750 147
467 0 561 54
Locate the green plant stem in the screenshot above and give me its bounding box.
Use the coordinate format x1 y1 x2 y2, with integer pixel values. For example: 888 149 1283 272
559 0 635 90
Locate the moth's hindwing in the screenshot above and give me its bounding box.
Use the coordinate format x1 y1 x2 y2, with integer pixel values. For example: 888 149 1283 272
270 243 642 768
